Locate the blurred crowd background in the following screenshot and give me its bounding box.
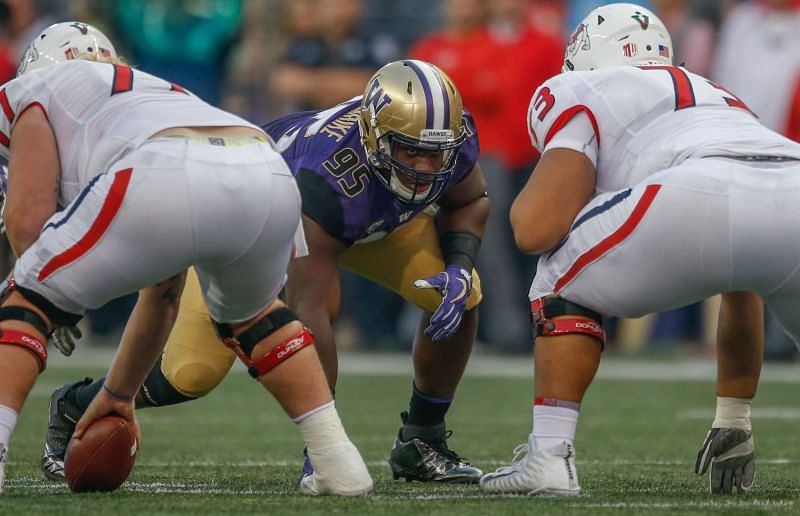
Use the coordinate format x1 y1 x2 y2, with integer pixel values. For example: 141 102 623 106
1 0 799 359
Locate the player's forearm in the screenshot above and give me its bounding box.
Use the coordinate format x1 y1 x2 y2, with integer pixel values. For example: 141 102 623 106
105 279 184 395
437 197 489 239
4 211 47 257
715 291 763 399
295 305 338 389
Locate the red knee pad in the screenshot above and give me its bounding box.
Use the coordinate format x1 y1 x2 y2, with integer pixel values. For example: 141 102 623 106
223 327 315 379
531 297 605 349
0 328 47 371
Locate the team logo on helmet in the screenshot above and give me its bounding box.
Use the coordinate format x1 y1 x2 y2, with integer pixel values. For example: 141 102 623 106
363 79 393 116
16 45 39 76
69 22 89 35
565 23 590 59
631 12 650 30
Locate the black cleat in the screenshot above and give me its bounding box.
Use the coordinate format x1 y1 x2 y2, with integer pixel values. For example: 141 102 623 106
388 411 483 483
40 378 92 481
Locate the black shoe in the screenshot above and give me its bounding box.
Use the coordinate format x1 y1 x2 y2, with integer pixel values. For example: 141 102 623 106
40 378 92 481
388 411 483 483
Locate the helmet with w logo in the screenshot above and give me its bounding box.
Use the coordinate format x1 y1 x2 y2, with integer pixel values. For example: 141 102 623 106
359 60 466 205
563 3 673 72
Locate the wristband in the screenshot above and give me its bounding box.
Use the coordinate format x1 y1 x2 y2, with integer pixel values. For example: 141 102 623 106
440 231 481 271
102 382 135 402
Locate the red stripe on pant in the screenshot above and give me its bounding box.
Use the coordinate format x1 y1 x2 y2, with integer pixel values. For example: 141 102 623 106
38 168 133 281
554 184 662 292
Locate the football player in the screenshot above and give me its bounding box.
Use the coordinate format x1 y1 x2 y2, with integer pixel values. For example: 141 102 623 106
480 3 800 496
0 22 372 496
42 60 489 484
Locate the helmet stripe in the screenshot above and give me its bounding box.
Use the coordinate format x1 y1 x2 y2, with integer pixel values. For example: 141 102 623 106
431 67 451 129
404 60 447 130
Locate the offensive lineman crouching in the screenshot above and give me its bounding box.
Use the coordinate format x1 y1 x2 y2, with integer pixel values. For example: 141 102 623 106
480 3 800 496
0 22 372 496
43 59 490 485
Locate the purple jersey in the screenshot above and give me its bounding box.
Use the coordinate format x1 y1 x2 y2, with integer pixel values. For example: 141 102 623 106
262 98 480 246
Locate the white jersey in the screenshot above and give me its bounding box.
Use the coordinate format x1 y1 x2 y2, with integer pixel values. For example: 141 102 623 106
527 66 800 195
0 60 260 204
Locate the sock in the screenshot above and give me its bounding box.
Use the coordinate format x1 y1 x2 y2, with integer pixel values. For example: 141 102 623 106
0 405 19 459
295 401 348 448
71 378 104 411
406 381 452 427
532 397 580 450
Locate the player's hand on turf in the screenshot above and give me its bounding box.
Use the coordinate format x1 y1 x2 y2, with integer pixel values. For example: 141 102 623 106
74 384 141 450
50 325 82 357
695 427 755 494
414 265 472 341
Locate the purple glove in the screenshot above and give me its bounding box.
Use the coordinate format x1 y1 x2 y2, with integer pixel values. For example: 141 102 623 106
414 265 472 341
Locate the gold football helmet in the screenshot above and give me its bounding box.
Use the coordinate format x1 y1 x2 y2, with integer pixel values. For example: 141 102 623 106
359 60 466 205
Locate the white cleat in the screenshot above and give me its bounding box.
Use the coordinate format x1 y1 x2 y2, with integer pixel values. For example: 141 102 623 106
298 440 373 496
1 443 6 495
480 436 580 496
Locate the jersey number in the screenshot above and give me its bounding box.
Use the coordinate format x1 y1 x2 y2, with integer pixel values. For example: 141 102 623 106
641 66 753 114
110 65 188 96
533 87 556 122
323 148 370 197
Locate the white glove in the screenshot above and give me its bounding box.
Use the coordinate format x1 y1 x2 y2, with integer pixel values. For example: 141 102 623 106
695 427 755 494
49 326 82 357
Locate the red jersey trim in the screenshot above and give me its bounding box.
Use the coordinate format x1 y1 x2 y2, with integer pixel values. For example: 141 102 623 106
0 89 14 122
111 65 134 95
554 184 661 292
38 168 133 281
19 102 49 122
170 83 188 94
543 105 600 148
1 103 49 148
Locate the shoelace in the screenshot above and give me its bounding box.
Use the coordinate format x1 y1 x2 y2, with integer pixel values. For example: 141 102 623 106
429 430 470 464
489 442 530 475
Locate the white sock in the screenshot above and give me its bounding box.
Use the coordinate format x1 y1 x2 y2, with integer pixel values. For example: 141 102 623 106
532 399 579 450
295 402 348 448
0 405 19 461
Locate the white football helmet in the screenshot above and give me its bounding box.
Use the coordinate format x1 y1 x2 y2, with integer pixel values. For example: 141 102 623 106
563 3 673 72
17 21 117 77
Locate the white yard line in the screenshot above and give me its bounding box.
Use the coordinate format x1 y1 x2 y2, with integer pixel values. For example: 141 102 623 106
44 347 800 382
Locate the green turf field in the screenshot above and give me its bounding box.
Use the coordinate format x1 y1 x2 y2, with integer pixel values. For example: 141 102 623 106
1 349 798 515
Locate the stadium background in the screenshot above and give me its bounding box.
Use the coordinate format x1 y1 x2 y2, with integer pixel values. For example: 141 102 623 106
2 2 800 512
1 0 799 359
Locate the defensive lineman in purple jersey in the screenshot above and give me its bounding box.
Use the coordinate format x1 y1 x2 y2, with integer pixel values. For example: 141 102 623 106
42 60 491 486
262 100 480 245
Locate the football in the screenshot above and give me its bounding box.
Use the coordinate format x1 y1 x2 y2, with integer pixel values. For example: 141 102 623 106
64 416 138 492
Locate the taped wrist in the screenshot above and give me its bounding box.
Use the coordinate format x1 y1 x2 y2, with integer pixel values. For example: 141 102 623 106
713 396 752 430
440 231 481 271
